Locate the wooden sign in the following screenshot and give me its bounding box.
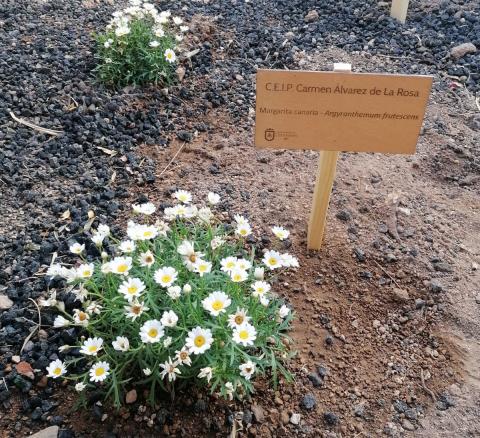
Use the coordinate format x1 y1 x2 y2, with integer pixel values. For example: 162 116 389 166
255 65 433 250
255 69 432 154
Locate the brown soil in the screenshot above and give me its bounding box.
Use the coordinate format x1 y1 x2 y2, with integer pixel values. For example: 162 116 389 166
3 34 479 438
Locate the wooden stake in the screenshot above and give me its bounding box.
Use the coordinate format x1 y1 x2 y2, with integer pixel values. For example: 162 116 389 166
307 63 351 250
390 0 410 24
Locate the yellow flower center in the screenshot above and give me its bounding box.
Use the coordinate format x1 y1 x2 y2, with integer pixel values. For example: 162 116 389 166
117 264 128 273
78 312 87 321
233 274 242 281
240 229 247 235
148 328 158 338
194 335 205 347
95 367 105 376
226 261 235 268
83 270 91 277
127 286 137 294
53 367 62 376
199 264 207 272
239 330 249 340
161 275 172 284
189 254 197 263
212 300 224 311
88 345 98 353
234 315 244 325
143 231 152 238
268 258 277 266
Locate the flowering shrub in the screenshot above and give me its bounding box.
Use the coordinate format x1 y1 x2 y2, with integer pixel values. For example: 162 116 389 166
96 1 188 87
42 191 297 406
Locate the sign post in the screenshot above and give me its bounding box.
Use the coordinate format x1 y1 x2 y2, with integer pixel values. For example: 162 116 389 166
390 0 410 23
255 66 432 250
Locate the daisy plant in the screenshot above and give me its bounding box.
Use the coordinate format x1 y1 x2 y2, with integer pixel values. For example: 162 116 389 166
42 191 297 407
95 1 188 87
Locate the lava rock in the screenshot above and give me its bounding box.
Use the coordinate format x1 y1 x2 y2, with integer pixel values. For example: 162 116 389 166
301 393 316 410
324 412 339 426
450 42 477 59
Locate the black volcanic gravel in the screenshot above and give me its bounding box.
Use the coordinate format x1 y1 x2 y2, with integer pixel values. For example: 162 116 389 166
0 0 478 420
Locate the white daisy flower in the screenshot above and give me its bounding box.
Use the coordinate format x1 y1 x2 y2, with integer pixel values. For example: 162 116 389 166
76 263 94 280
177 240 204 270
69 242 85 255
202 291 231 316
210 236 225 250
254 267 265 280
272 226 290 240
175 348 192 366
104 40 111 49
180 25 189 33
149 40 160 48
115 26 130 37
235 223 252 238
105 58 112 64
73 285 89 303
143 3 155 12
259 295 270 307
80 337 103 356
262 250 282 270
75 382 86 392
119 240 136 254
124 300 149 321
53 315 70 328
110 256 133 276
197 207 213 223
164 48 176 63
127 222 158 241
159 357 181 382
118 277 146 301
227 307 251 329
175 35 183 42
155 220 170 236
112 336 130 352
89 361 110 383
251 281 271 297
73 309 90 326
101 261 112 274
239 360 256 380
194 259 212 277
280 253 299 268
183 284 192 294
236 258 252 271
207 192 220 205
161 310 178 327
186 326 213 355
198 366 213 382
172 16 183 25
172 189 192 203
232 323 257 347
91 233 105 246
143 368 152 376
279 304 290 319
46 359 66 379
163 336 172 348
86 301 102 315
234 214 248 225
167 285 182 300
154 27 165 38
97 224 110 237
220 256 237 273
140 319 164 343
39 291 58 308
139 250 155 267
230 268 248 283
154 266 178 287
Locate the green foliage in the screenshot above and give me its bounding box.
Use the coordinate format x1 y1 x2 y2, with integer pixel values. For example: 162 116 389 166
95 3 186 87
43 193 297 407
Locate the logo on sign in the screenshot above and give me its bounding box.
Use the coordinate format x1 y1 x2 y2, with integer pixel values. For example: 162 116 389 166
265 128 275 141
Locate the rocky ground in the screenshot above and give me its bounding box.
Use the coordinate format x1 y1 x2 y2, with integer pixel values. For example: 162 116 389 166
0 0 479 437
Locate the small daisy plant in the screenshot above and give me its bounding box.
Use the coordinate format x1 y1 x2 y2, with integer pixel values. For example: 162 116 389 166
95 1 188 87
42 191 297 406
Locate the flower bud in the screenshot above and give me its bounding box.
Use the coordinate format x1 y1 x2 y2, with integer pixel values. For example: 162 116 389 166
254 267 264 280
183 284 192 294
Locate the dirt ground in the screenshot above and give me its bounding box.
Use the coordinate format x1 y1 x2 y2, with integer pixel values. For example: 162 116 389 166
2 21 480 438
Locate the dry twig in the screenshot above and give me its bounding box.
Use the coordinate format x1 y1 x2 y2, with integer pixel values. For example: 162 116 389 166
9 111 63 136
373 260 402 289
158 142 186 177
420 369 437 402
20 298 42 354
